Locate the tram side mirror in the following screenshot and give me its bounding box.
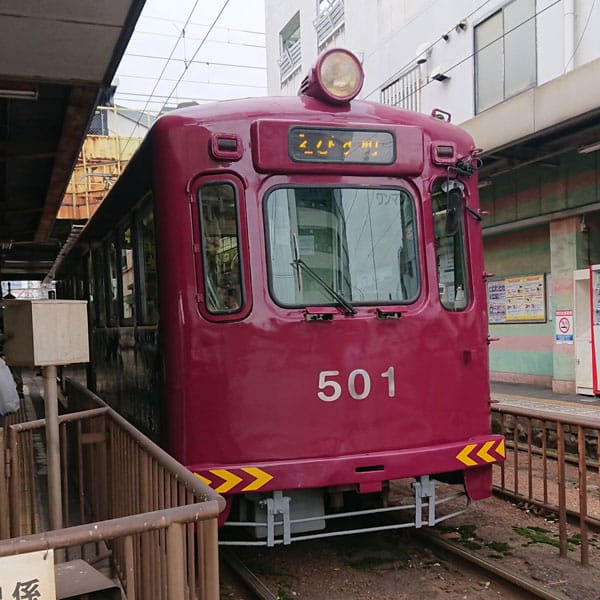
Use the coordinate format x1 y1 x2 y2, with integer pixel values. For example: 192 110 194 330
441 180 465 236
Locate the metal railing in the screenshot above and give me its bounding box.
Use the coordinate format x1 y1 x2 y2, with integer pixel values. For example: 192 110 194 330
0 379 225 599
380 66 422 113
279 39 302 84
492 404 600 566
314 0 345 49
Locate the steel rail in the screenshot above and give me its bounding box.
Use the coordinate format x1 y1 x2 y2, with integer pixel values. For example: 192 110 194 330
220 549 278 600
419 530 570 600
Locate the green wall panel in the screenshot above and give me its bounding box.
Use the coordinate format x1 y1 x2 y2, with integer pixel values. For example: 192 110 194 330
489 350 553 376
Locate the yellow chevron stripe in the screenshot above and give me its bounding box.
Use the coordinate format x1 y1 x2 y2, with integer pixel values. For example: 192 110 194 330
456 443 478 466
241 467 273 491
496 438 506 458
211 469 243 493
476 440 495 463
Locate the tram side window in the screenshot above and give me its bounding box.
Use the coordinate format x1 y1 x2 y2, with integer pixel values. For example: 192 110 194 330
119 226 135 322
93 247 107 326
107 239 119 324
138 205 159 325
85 252 95 325
431 180 469 311
198 182 243 314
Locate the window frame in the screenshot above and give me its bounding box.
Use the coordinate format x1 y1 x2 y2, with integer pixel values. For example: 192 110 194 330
117 221 136 326
263 182 421 310
279 12 302 84
105 236 120 327
92 244 107 327
430 178 471 312
135 196 159 326
191 174 252 322
474 0 537 114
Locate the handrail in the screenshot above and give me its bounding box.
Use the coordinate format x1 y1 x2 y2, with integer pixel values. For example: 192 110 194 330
1 377 226 599
0 501 220 557
493 402 600 429
492 404 598 566
65 378 226 509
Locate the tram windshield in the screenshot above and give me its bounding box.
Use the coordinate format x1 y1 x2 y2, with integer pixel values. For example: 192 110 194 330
266 186 419 307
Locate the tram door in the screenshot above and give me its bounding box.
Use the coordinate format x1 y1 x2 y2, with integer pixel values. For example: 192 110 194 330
574 268 593 395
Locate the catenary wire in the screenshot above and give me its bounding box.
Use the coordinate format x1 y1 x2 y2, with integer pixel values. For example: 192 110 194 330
117 1 233 161
563 0 597 72
363 0 498 99
363 0 561 106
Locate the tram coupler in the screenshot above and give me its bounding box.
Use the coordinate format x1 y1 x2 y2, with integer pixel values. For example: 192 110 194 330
413 475 437 527
261 491 291 546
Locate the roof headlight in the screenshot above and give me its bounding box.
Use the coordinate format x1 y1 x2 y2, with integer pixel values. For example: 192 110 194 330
299 48 364 105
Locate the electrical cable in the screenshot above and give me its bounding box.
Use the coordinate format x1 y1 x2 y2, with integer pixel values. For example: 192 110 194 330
364 0 561 107
364 0 497 99
118 53 266 71
564 0 597 73
117 0 204 160
117 1 236 163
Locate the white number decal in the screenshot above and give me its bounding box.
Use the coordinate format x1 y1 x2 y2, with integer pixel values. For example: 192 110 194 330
381 366 396 397
348 369 371 400
318 370 342 402
317 367 395 402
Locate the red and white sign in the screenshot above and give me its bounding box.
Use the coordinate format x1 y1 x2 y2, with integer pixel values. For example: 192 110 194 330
555 309 573 344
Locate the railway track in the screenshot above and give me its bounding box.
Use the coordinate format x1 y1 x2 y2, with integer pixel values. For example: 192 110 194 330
221 549 278 600
418 530 571 600
221 526 573 600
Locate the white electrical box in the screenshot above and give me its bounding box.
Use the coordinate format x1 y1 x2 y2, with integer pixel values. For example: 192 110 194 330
3 300 89 367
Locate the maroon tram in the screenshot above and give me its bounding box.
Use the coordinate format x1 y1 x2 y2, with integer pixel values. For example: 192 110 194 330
58 49 504 545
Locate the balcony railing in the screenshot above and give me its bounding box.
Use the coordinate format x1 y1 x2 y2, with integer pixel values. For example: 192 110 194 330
380 66 422 113
279 39 302 84
314 0 345 49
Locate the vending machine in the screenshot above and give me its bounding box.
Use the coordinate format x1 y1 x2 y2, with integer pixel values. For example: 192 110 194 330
592 264 600 395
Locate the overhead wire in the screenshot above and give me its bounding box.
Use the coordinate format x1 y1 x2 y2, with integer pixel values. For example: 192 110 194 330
117 0 204 160
564 0 597 73
364 0 561 106
159 0 232 112
118 53 266 71
363 0 497 99
140 12 263 37
132 28 264 48
117 0 233 161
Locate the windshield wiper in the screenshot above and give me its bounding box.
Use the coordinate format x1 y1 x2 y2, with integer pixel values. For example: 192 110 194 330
291 257 356 316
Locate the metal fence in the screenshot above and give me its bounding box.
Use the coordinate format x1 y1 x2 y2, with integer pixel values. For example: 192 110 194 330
380 66 422 113
0 379 225 599
492 404 600 566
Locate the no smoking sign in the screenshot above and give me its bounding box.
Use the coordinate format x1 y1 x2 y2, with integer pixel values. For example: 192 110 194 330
555 309 573 344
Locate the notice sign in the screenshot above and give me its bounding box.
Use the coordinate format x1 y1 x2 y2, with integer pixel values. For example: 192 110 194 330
555 309 574 344
487 274 546 324
0 550 56 600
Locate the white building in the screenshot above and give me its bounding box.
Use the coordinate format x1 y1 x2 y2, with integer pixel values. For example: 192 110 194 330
265 0 600 394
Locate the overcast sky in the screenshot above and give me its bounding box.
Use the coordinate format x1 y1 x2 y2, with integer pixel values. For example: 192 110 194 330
113 0 267 111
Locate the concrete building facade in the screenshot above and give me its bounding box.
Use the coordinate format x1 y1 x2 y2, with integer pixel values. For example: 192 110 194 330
265 0 600 393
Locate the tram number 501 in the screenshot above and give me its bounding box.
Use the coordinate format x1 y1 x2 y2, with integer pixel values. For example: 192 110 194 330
318 367 395 402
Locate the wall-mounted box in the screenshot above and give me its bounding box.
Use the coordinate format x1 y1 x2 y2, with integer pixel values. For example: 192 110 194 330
3 300 89 367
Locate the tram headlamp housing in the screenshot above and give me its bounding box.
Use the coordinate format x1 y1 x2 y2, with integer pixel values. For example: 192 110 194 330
299 48 364 105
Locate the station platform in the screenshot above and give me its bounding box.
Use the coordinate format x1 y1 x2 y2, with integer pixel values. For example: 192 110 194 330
491 381 600 419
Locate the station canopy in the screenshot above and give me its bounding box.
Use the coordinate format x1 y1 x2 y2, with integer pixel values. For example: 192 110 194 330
0 1 145 280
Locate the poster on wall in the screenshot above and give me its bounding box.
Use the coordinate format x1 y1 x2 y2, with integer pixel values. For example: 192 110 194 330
486 274 546 324
486 279 506 323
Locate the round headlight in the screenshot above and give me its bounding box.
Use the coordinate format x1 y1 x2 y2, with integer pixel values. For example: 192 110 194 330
319 49 363 100
300 48 364 105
